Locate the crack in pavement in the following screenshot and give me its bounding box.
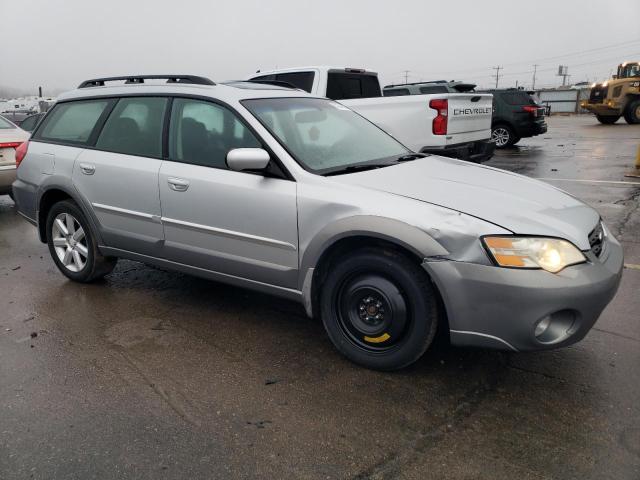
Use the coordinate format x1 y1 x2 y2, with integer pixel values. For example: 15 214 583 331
351 356 509 480
613 188 640 238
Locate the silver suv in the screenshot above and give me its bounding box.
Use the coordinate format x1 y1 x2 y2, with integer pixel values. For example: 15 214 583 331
13 74 623 370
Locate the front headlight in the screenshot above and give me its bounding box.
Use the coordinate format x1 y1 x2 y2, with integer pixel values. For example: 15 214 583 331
483 236 586 273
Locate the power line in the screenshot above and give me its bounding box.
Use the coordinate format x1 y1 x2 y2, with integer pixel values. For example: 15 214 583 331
406 38 640 79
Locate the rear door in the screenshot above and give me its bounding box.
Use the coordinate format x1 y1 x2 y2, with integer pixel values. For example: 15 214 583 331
158 98 298 288
71 96 168 257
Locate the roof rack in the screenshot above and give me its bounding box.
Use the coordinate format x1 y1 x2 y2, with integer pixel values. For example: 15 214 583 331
78 75 215 89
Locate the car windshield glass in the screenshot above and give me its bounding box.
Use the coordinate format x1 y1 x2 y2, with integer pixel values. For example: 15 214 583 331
242 97 409 174
0 116 16 129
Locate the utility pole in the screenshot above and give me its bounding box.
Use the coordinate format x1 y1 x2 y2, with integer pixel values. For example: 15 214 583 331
492 66 502 88
403 70 410 84
532 64 539 90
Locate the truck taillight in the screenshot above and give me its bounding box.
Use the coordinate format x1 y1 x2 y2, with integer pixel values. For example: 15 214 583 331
429 99 448 135
522 105 538 117
15 141 29 168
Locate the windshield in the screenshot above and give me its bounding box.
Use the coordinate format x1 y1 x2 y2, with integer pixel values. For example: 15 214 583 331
0 116 16 129
619 63 640 78
242 97 409 174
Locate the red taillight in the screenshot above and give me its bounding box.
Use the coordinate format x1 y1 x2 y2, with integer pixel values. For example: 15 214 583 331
0 142 23 149
15 141 29 168
522 105 538 117
429 99 448 135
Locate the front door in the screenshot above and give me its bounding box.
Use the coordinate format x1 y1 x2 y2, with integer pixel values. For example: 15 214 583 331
158 98 298 288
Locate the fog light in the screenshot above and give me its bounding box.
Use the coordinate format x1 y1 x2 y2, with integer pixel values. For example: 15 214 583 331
534 316 551 337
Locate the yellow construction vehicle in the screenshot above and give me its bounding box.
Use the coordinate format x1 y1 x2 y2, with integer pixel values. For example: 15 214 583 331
582 62 640 124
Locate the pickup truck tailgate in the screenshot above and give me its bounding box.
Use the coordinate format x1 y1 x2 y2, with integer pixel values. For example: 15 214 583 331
446 94 493 142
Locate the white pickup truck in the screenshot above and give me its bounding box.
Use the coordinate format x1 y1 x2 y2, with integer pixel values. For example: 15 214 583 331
248 66 495 162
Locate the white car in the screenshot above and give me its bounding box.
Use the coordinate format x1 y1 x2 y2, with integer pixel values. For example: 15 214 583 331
13 74 623 370
249 66 495 162
0 116 30 198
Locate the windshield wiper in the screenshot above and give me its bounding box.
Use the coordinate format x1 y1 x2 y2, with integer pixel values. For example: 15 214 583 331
323 163 394 176
396 153 427 162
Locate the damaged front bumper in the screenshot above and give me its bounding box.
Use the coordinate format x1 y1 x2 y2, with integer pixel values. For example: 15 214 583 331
422 234 624 351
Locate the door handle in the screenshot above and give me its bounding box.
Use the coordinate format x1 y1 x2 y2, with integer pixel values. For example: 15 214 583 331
167 177 190 192
79 163 95 175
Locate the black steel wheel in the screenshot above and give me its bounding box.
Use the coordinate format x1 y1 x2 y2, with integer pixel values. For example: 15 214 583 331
336 273 409 352
623 99 640 124
320 247 439 371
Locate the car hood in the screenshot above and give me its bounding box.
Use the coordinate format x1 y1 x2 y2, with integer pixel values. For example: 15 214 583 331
331 156 599 250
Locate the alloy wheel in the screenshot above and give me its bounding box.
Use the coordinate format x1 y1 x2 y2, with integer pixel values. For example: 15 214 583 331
51 213 89 272
492 127 510 147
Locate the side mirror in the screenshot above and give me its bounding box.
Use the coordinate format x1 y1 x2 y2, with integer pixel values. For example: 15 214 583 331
226 148 270 172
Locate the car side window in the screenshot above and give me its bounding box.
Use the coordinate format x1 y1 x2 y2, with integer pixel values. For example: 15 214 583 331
19 115 38 132
95 97 167 158
384 88 410 97
169 99 261 169
419 86 449 94
274 72 315 93
37 100 110 144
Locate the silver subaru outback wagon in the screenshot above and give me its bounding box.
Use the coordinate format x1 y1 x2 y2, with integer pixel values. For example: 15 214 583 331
12 74 623 370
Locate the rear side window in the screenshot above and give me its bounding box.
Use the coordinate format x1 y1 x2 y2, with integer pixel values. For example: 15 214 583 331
501 91 535 106
96 97 167 158
0 116 16 129
37 100 110 144
19 114 42 132
169 99 261 169
274 72 315 92
419 86 449 94
326 72 381 100
384 88 410 97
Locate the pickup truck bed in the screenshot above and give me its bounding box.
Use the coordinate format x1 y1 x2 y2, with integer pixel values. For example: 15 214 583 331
248 66 495 162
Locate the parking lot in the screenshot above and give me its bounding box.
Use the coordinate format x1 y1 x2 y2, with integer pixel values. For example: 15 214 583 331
1 115 639 479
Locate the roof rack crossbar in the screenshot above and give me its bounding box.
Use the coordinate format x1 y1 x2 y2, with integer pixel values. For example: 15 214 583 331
78 75 215 88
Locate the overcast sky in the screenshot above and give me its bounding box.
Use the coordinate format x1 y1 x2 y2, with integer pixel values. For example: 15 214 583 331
1 0 639 95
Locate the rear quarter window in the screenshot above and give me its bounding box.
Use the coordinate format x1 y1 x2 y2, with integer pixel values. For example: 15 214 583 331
384 88 410 97
419 86 449 94
36 100 110 144
0 116 16 129
500 91 536 106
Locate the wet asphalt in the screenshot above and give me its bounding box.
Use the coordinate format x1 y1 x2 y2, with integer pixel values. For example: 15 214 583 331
1 115 639 480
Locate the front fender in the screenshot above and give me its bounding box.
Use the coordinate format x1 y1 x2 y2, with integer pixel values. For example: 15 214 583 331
298 215 449 315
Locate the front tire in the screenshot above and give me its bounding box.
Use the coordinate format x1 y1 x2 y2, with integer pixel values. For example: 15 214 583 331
491 124 517 148
320 248 439 371
46 200 117 282
623 99 640 124
596 114 620 124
